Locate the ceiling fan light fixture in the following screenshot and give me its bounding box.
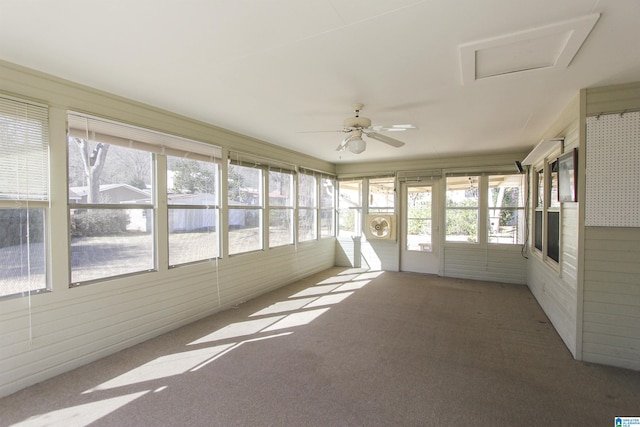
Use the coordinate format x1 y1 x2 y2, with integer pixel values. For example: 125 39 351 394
349 137 366 154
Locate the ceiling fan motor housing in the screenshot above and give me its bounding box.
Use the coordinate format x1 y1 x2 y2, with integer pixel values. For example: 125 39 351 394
344 116 371 129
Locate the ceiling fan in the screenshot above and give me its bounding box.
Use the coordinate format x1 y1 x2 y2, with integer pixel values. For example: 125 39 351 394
304 104 415 154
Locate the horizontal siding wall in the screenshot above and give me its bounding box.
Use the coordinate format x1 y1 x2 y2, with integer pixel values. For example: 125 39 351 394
582 228 640 370
526 186 580 358
443 245 527 284
360 239 400 272
527 256 578 356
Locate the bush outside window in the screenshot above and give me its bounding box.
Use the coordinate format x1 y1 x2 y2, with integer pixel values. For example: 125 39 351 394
445 176 479 243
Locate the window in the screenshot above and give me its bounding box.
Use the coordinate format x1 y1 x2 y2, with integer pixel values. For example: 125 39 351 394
298 173 317 242
319 177 335 238
269 170 294 247
67 112 221 283
534 168 544 251
547 160 560 262
446 176 479 243
533 159 561 264
228 162 263 254
368 177 395 214
338 180 362 237
487 174 525 244
167 157 219 266
68 116 154 284
0 96 49 298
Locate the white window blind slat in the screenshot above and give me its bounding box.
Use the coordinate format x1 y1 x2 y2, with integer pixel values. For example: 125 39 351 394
68 113 222 163
0 96 49 201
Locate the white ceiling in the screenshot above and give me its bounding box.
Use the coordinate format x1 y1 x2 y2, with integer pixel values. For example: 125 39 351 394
1 0 639 163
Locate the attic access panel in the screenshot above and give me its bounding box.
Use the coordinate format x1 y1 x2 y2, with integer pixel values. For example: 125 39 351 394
460 13 600 84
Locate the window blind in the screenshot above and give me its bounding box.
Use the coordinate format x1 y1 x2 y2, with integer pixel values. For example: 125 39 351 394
396 170 442 182
0 96 49 201
68 113 222 163
228 150 297 172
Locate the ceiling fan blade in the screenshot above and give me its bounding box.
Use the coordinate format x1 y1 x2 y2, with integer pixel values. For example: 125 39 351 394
336 134 351 151
364 131 405 147
372 124 417 132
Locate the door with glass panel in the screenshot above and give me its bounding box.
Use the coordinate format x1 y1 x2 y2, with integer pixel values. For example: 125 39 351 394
400 181 440 274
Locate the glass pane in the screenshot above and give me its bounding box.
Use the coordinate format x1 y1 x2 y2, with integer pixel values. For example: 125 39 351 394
167 157 218 205
320 208 334 238
0 208 46 297
269 208 293 247
488 174 525 245
320 178 335 209
488 174 525 207
488 208 524 244
446 209 478 242
369 177 395 212
168 208 218 265
70 208 154 283
269 171 293 207
68 141 153 205
446 176 478 243
547 211 560 262
446 176 479 207
536 169 544 208
339 180 362 208
550 161 560 208
298 208 317 241
534 211 543 251
338 180 361 237
298 174 316 208
228 164 261 205
406 186 432 251
229 209 262 254
338 208 360 237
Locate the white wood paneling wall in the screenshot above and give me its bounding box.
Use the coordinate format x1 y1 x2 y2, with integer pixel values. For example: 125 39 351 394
444 246 527 285
582 227 640 370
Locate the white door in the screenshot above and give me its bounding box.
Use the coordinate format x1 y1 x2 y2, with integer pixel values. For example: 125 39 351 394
400 181 440 274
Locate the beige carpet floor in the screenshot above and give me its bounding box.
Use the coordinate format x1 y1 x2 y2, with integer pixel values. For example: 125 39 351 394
2 267 639 426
